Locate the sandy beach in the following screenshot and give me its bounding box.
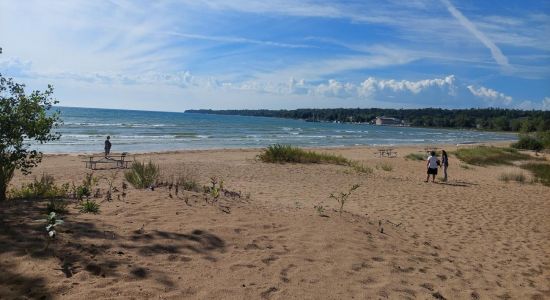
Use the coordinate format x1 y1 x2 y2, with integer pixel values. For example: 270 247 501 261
1 144 549 299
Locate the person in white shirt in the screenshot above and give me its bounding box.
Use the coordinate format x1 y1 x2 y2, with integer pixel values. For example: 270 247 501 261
425 151 439 183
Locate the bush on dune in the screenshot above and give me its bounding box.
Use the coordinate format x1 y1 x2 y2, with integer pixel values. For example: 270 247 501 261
521 163 550 186
512 135 544 152
124 160 160 188
9 173 68 200
258 144 349 165
454 146 532 166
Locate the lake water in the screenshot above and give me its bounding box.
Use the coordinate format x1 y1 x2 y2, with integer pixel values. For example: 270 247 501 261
35 107 517 153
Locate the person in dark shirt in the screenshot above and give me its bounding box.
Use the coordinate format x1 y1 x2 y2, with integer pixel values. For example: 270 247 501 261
104 136 112 157
441 149 449 182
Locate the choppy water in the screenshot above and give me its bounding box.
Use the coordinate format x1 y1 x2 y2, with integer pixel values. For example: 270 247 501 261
34 107 516 153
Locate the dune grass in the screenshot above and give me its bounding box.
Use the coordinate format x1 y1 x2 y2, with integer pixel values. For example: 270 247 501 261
454 146 532 166
258 144 349 165
376 162 393 171
258 144 373 174
124 160 160 188
405 153 425 161
498 171 526 184
520 163 550 186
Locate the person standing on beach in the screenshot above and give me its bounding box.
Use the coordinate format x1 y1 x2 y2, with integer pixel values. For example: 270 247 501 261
441 150 449 182
104 136 112 157
425 151 438 183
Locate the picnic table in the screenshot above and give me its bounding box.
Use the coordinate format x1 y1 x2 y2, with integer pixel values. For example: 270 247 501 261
376 148 397 158
84 152 133 170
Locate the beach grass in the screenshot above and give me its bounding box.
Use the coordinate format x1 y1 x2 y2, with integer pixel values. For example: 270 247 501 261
9 173 67 200
498 171 526 183
405 153 425 161
258 144 349 165
125 160 160 188
520 163 550 186
376 162 393 171
454 146 532 166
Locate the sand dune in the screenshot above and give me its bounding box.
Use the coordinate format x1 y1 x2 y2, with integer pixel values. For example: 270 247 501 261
1 145 549 299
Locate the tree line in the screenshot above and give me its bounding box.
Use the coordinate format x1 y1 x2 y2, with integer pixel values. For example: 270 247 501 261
186 108 550 132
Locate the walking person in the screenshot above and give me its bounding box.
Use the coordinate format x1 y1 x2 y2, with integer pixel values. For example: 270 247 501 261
441 150 449 182
425 151 438 183
104 136 112 158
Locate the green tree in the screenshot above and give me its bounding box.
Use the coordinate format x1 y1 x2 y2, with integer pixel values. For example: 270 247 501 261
0 75 61 201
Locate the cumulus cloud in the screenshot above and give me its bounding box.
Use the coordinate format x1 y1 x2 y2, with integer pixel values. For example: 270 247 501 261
358 75 457 96
543 97 550 110
467 85 513 105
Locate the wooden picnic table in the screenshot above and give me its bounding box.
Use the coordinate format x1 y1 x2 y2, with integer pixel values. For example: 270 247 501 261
84 153 132 170
376 148 397 158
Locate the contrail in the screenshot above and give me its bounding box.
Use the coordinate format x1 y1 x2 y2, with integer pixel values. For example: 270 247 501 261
441 0 509 69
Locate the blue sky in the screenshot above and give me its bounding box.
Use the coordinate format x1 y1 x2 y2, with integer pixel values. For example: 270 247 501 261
1 0 549 111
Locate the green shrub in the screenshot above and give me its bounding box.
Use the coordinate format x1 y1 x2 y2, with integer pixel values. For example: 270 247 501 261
80 200 100 214
512 135 544 151
125 160 160 188
498 171 526 183
9 174 67 200
258 144 349 165
521 163 550 186
405 153 425 161
455 146 532 166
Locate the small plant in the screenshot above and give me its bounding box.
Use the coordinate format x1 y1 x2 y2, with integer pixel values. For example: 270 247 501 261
80 200 100 214
405 153 425 161
208 177 223 200
45 212 64 238
314 204 326 216
103 171 118 201
498 171 526 183
329 184 360 216
122 181 128 200
124 160 160 188
377 162 393 171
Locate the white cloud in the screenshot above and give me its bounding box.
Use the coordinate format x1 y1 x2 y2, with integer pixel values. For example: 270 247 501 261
543 97 550 110
467 85 513 105
358 75 457 96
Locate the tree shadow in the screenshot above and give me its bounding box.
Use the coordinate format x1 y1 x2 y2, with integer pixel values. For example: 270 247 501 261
0 199 227 297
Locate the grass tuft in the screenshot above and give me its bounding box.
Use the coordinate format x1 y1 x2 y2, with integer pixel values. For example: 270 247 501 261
124 160 160 188
376 162 393 171
520 163 550 186
80 200 100 214
498 171 526 183
405 153 425 161
454 146 532 166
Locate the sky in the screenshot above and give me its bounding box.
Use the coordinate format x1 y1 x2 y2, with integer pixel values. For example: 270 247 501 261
1 0 549 111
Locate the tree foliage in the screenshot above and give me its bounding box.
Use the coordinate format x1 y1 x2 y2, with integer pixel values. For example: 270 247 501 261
0 74 61 201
